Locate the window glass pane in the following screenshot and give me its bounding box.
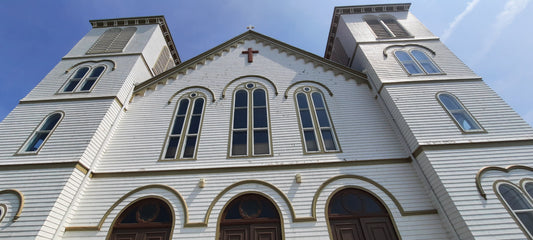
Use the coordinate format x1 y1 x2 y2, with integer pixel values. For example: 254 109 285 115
171 116 185 134
253 89 266 106
193 98 204 114
411 50 440 74
439 94 462 110
235 90 247 107
299 110 313 128
311 92 325 108
25 132 47 151
253 107 267 128
296 93 308 109
420 62 440 74
394 51 411 61
74 67 90 78
164 137 180 159
64 80 80 92
404 62 423 74
304 130 318 151
316 109 330 127
80 79 96 91
321 129 337 151
232 131 247 156
233 109 247 128
254 130 269 155
525 183 533 199
517 212 533 235
177 99 189 115
361 195 385 213
452 112 480 130
499 184 532 210
182 136 197 158
188 116 201 134
89 66 105 77
41 114 61 130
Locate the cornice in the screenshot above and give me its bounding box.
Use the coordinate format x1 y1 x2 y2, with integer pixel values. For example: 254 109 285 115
132 31 367 100
324 3 412 59
89 16 181 65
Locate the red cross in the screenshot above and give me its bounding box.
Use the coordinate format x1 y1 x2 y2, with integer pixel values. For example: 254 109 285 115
242 48 259 63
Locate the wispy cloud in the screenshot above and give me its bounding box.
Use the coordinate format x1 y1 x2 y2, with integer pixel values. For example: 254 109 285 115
473 0 531 64
441 0 481 42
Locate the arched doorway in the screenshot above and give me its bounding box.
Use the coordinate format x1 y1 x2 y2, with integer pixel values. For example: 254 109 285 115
328 188 398 240
219 194 282 240
109 198 173 240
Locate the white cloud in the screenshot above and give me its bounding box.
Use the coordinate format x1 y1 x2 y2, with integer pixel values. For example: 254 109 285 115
441 0 481 42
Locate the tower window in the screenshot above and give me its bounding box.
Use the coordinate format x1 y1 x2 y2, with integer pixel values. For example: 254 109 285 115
229 83 271 157
61 66 105 93
364 15 410 39
497 183 533 237
18 112 63 154
394 50 442 75
86 27 137 54
295 87 339 153
162 92 206 160
437 92 483 132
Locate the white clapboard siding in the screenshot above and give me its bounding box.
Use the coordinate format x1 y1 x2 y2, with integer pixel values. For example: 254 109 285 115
65 163 447 239
0 167 80 239
96 41 407 172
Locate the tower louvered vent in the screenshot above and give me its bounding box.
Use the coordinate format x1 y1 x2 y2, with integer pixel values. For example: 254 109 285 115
87 27 137 54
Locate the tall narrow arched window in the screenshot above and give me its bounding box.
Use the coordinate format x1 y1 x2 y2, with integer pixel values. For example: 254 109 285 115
394 51 423 75
63 67 90 92
19 112 63 154
79 66 105 91
109 198 173 240
229 82 271 157
437 93 483 132
497 183 533 237
61 66 106 93
394 49 442 75
328 188 399 240
295 87 339 153
410 50 441 74
162 92 205 160
219 194 282 240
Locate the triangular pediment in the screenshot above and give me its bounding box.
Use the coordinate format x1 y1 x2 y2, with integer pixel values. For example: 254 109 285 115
133 31 367 98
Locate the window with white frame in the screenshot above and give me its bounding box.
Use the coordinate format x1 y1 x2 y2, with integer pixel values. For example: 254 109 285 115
364 15 410 39
295 86 339 153
62 66 105 93
394 50 441 75
437 92 483 132
18 112 63 154
497 183 533 237
229 82 271 157
162 92 205 160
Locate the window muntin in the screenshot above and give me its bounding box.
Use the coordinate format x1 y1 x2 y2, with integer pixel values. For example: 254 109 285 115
19 112 63 153
295 87 339 153
411 50 441 74
437 93 483 132
162 92 205 160
497 183 533 236
394 51 423 75
394 50 442 75
61 66 105 93
229 83 271 157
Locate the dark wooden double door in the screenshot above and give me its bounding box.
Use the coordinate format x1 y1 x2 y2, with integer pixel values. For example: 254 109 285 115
111 228 170 240
330 217 397 240
221 223 281 240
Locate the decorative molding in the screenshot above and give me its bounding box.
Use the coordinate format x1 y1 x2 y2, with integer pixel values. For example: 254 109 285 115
412 139 533 158
378 78 483 94
0 189 24 221
89 16 181 64
284 80 334 99
65 60 116 73
383 44 436 58
221 75 278 99
476 165 533 199
167 86 216 104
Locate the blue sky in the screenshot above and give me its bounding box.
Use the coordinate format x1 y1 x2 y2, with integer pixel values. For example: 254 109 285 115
1 0 532 126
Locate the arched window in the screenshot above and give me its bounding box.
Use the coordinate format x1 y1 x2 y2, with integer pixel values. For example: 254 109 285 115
394 51 423 75
295 87 339 153
87 27 137 54
19 112 63 153
109 198 173 240
62 66 105 93
219 194 281 240
437 93 482 132
524 182 533 199
328 188 398 240
364 15 410 39
229 82 271 157
410 50 441 74
497 183 533 237
162 92 205 160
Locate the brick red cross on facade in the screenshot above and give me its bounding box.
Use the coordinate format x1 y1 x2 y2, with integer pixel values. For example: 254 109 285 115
242 48 259 63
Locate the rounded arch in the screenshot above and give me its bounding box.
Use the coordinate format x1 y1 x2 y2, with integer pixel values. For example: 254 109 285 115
222 75 278 99
167 86 216 104
97 184 188 230
284 80 333 99
0 189 24 222
65 59 116 73
216 191 284 240
106 196 174 240
383 44 436 58
493 180 533 238
326 187 400 240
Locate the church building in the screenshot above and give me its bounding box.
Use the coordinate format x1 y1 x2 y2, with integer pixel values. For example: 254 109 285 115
2 3 533 240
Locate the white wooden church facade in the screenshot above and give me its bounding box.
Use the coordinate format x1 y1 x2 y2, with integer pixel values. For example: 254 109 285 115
1 3 533 240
